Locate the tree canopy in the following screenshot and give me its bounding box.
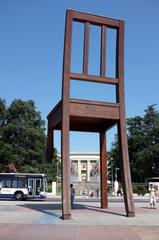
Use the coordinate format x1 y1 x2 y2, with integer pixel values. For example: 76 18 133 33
109 105 159 183
0 98 59 181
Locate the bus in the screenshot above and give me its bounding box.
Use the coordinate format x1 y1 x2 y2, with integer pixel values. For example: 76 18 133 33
0 173 47 200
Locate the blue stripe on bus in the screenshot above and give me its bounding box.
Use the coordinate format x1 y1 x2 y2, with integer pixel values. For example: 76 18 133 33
0 194 14 198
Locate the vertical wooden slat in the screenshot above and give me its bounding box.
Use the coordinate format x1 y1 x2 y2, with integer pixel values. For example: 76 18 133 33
83 22 90 74
100 130 108 208
116 28 119 103
61 10 72 220
100 25 106 77
117 21 135 217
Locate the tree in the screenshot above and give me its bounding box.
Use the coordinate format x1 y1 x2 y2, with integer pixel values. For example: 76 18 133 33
0 98 60 181
39 148 61 182
127 116 146 182
0 99 46 171
0 98 6 126
3 100 46 170
109 105 159 183
0 99 12 171
4 163 17 173
136 105 159 180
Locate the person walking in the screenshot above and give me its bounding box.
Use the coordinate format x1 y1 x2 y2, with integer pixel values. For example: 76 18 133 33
83 189 86 198
70 184 75 209
149 184 157 209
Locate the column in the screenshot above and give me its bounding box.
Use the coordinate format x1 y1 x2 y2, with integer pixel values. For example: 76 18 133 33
78 160 82 182
87 160 91 182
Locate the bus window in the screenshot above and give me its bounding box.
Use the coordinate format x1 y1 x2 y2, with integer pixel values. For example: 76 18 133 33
12 180 18 188
18 180 26 188
4 180 11 188
2 181 5 188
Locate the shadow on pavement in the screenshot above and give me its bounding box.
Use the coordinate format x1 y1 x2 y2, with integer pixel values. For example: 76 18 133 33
18 203 62 219
18 202 126 219
84 204 126 217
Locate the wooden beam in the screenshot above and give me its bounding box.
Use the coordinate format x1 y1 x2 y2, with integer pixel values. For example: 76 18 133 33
70 100 120 120
117 21 135 217
61 10 72 220
100 130 108 208
83 22 90 74
47 100 62 118
117 121 135 217
69 9 120 28
100 25 106 77
70 73 118 85
47 106 62 130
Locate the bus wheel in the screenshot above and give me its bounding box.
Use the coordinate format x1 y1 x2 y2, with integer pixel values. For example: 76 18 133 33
14 191 24 201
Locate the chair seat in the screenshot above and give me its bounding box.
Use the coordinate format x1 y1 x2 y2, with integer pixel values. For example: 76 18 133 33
47 98 120 132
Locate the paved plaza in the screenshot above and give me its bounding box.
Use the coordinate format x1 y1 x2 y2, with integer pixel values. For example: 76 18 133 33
0 197 159 239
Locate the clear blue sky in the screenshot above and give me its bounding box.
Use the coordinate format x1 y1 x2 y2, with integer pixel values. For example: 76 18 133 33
0 0 159 152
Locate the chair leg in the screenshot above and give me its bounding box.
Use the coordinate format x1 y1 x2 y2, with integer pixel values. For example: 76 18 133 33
117 121 135 217
61 113 71 220
100 131 108 208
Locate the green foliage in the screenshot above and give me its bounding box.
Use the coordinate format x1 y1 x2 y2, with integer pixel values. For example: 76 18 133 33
47 182 52 193
132 184 147 195
0 98 60 181
109 105 159 183
0 98 6 127
3 99 46 166
47 183 61 193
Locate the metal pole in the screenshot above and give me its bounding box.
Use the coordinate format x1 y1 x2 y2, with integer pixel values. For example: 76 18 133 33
115 167 117 181
115 167 119 182
111 158 113 190
56 162 58 195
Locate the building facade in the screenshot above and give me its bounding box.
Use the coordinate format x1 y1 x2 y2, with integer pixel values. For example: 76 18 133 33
70 152 100 183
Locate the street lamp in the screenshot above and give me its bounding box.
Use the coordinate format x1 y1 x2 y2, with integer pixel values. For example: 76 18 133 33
110 157 114 190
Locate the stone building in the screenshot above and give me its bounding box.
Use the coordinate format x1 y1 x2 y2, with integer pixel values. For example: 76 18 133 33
57 152 110 195
70 152 100 183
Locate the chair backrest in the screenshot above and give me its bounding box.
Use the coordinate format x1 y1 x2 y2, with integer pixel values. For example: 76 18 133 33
62 9 125 106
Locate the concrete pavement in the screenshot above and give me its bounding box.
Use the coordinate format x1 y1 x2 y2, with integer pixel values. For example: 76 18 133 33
0 198 159 239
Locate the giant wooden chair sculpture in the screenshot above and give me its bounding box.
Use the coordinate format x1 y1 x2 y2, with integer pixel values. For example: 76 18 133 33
47 10 135 219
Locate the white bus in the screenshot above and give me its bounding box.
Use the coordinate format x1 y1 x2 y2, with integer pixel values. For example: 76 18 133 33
0 173 47 200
